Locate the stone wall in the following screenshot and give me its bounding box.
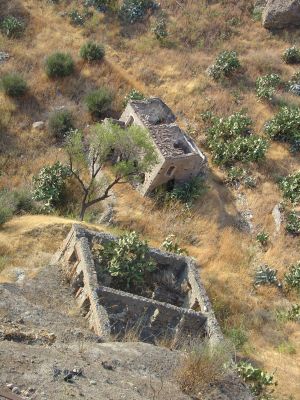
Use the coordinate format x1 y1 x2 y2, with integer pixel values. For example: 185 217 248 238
52 225 223 345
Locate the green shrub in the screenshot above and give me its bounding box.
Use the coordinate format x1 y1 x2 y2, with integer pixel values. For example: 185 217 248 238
161 234 187 255
119 0 159 24
152 15 168 42
204 111 267 166
1 73 28 97
286 211 300 235
85 88 113 117
254 265 278 287
69 9 92 26
0 16 25 38
282 46 300 64
32 162 70 209
256 73 281 101
80 41 105 62
236 361 276 398
264 107 300 152
45 52 75 78
279 172 300 204
85 0 117 12
93 231 156 291
290 71 300 85
226 327 248 349
48 109 74 139
285 262 300 293
256 232 269 246
0 188 34 226
166 177 207 206
276 304 300 322
123 89 145 106
208 51 240 80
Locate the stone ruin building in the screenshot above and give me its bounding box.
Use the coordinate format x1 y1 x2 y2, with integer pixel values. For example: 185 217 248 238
52 224 223 346
117 97 206 196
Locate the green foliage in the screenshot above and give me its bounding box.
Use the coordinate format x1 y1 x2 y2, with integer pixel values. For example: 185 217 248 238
69 9 92 26
290 71 300 85
226 167 257 188
226 326 248 350
286 211 300 235
0 188 35 226
95 231 156 290
1 73 28 97
282 46 300 64
256 232 269 246
276 304 300 322
161 234 187 255
279 172 300 204
119 0 159 24
152 15 168 42
264 107 300 152
205 112 268 166
256 74 281 101
0 16 25 38
123 89 145 106
167 177 207 206
80 41 105 62
45 52 75 78
208 51 240 81
32 162 70 209
237 361 276 398
85 88 113 117
285 262 300 293
84 0 117 12
48 109 74 139
254 265 278 287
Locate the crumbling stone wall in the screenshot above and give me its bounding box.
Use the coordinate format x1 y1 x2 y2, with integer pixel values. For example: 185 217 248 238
52 225 223 345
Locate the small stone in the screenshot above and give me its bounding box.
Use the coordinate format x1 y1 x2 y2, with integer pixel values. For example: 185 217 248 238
32 121 45 130
6 383 14 389
89 380 97 385
12 387 21 394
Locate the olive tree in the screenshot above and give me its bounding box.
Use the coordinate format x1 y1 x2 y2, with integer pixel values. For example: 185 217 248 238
65 122 158 220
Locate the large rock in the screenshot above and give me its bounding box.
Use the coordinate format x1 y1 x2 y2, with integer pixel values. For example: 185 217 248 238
263 0 300 29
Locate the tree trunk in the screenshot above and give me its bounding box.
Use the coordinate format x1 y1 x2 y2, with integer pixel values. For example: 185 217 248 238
79 193 89 221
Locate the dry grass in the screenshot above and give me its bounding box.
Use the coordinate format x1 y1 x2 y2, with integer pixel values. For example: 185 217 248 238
0 0 300 397
176 339 233 398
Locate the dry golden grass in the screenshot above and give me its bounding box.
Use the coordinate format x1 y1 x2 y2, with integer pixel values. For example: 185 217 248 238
0 0 300 397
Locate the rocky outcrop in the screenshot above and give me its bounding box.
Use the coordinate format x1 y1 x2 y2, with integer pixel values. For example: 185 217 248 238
262 0 300 29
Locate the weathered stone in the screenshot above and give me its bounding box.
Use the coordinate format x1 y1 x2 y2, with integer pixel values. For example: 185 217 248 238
262 0 300 29
32 121 45 130
0 52 9 64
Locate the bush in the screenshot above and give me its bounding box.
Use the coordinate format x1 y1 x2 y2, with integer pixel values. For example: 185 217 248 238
119 0 159 24
161 234 187 255
176 340 231 397
45 52 75 78
276 304 300 322
279 172 300 204
237 361 276 398
0 188 34 226
285 262 300 293
48 109 74 139
1 73 28 97
167 177 207 206
226 327 248 350
208 50 240 80
123 89 145 106
256 232 269 246
152 15 168 42
85 88 113 117
69 9 92 26
93 231 156 291
256 73 281 101
264 107 300 152
254 265 279 287
80 41 105 62
0 16 25 38
85 0 117 12
32 162 70 209
286 211 300 235
204 111 267 166
282 46 300 64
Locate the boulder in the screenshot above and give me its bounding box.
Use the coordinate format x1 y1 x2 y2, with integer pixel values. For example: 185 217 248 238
263 0 300 29
32 121 45 130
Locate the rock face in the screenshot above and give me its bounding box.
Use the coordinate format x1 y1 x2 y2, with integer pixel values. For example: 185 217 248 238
262 0 300 29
